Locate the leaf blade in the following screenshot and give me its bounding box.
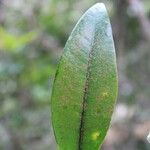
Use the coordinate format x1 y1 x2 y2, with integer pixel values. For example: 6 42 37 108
51 3 118 150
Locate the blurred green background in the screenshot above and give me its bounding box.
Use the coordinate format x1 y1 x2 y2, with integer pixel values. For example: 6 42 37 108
0 0 150 150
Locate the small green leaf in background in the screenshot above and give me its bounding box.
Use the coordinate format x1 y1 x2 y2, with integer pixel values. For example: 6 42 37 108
0 27 37 52
51 3 118 150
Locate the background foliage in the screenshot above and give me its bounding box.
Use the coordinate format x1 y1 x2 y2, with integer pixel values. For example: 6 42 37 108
0 0 150 150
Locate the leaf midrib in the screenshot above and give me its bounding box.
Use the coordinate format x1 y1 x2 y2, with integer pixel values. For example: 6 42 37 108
78 17 97 150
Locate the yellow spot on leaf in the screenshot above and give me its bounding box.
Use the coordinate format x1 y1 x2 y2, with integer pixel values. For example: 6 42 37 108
102 92 108 97
92 132 100 140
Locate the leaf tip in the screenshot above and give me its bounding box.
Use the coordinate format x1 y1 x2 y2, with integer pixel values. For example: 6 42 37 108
88 3 107 16
92 3 106 10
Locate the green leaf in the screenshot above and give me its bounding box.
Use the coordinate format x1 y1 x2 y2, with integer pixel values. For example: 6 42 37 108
51 3 118 150
0 27 37 52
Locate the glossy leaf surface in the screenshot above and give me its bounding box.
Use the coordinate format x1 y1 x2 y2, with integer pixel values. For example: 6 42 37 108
51 3 118 150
